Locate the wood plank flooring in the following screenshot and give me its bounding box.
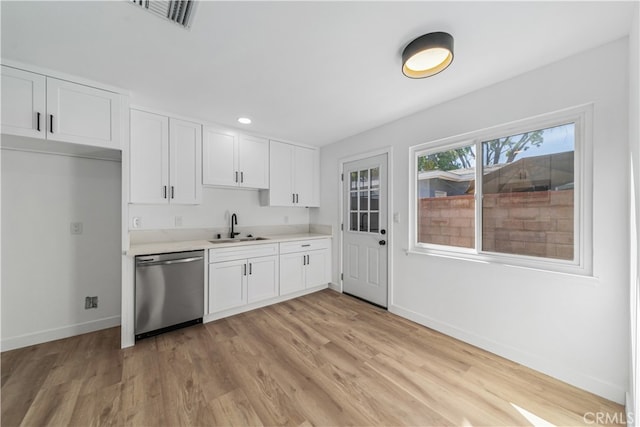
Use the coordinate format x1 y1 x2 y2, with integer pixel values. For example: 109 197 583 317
2 289 625 426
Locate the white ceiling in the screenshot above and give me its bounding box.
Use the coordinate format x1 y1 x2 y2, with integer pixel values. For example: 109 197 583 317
1 1 635 146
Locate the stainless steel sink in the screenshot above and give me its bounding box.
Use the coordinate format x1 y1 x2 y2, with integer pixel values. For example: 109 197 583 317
209 237 270 244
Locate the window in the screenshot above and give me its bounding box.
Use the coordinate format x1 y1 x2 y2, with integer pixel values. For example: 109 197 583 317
410 106 592 274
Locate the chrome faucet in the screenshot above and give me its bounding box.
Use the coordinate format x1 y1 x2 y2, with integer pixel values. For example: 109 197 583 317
230 213 240 238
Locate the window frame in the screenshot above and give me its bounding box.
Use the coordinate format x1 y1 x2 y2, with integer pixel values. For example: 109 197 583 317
408 105 593 276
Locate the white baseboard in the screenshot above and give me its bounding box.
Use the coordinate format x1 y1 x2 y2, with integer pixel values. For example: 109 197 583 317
1 316 121 352
328 281 341 292
389 304 626 405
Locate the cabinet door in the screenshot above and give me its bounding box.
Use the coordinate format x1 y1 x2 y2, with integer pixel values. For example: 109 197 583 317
294 146 319 207
209 259 247 313
169 118 202 204
268 140 295 206
130 109 169 204
247 255 278 303
279 252 306 295
202 127 238 186
238 135 269 189
305 249 329 288
1 66 46 138
46 77 120 148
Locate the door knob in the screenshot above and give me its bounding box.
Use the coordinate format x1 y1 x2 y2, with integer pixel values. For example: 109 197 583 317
379 240 386 246
380 229 386 235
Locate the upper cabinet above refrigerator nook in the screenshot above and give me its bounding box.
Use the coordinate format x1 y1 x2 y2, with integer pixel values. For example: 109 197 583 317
1 65 121 150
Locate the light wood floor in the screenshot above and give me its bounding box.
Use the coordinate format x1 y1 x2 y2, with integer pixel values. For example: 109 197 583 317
2 289 625 426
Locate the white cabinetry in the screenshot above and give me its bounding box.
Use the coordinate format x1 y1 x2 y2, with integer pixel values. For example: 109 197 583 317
208 244 279 313
1 65 121 149
130 109 202 204
261 140 319 207
202 127 269 189
279 239 330 295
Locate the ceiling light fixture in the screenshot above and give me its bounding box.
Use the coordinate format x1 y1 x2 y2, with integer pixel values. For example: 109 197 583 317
237 117 252 125
402 32 454 79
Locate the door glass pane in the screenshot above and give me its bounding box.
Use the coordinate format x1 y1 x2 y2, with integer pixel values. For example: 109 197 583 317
370 190 379 211
370 167 380 188
359 170 369 189
350 172 358 190
370 212 379 233
360 213 368 232
359 191 369 210
350 192 358 211
350 212 358 231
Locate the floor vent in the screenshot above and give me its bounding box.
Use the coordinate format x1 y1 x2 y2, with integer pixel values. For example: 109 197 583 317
130 0 197 29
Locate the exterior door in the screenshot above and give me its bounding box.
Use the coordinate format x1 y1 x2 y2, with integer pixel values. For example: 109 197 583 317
342 153 388 307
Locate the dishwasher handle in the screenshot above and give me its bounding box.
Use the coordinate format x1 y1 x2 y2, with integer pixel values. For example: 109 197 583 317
136 256 203 267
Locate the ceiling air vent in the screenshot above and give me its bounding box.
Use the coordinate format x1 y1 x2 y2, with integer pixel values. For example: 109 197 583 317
130 0 197 29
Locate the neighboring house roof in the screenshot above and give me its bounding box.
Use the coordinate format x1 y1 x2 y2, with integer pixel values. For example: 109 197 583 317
418 151 574 193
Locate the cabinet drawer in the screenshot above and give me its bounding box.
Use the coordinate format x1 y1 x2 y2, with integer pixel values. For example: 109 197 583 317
209 243 278 263
279 238 330 254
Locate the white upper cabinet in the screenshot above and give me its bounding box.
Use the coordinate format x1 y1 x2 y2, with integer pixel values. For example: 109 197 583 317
238 135 269 189
203 128 237 186
1 66 46 138
202 127 269 189
130 109 202 205
262 140 319 207
170 118 203 204
1 65 121 149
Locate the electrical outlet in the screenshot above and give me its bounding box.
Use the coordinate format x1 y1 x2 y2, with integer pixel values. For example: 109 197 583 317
175 216 182 227
70 222 83 235
91 296 98 308
132 217 141 228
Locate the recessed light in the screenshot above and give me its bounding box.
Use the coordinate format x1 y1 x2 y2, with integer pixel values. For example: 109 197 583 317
237 117 252 125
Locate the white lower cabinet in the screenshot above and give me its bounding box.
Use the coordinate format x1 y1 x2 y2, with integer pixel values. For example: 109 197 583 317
208 244 279 314
279 239 331 296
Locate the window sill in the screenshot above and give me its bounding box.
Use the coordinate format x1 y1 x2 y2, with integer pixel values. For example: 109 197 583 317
406 247 596 280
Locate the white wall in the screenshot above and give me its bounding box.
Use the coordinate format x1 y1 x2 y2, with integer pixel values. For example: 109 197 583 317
628 3 639 421
1 148 122 350
128 187 310 231
313 38 630 403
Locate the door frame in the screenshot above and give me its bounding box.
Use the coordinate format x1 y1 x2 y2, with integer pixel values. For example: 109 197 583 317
338 147 394 308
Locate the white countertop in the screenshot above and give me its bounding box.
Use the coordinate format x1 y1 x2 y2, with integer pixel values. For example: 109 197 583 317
127 232 331 256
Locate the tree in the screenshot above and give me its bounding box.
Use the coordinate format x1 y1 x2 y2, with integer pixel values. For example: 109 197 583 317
418 146 475 172
483 130 544 165
417 130 544 172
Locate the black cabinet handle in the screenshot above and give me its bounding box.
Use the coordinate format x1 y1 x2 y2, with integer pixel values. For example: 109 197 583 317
171 186 175 199
241 171 244 183
303 255 306 265
296 194 299 203
235 171 238 183
36 112 41 131
292 193 295 203
249 263 252 275
306 255 310 264
163 186 167 199
243 264 247 276
49 114 54 133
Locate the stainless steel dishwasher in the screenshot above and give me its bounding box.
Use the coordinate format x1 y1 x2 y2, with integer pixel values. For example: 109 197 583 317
135 250 204 340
